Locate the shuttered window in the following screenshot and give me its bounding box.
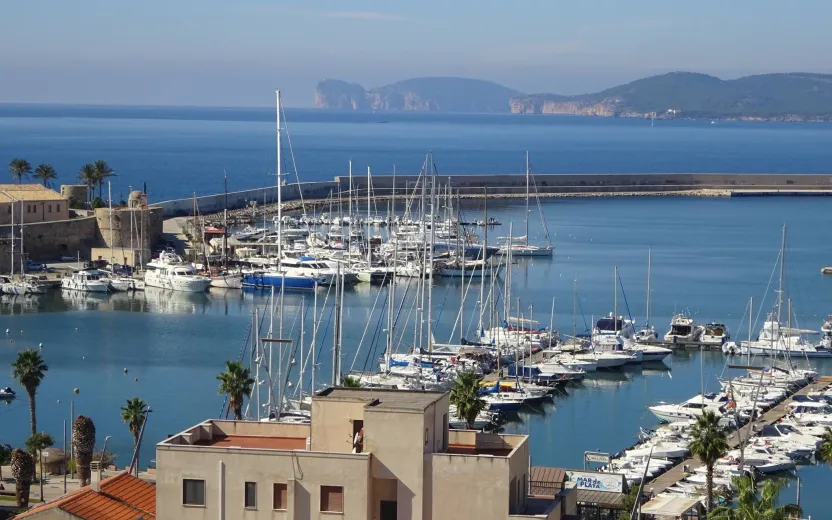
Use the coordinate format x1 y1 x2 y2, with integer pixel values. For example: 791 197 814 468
273 483 288 510
182 479 205 506
244 481 257 509
320 485 343 513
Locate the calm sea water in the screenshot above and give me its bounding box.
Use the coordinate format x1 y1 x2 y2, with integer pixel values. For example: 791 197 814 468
2 104 832 200
1 106 832 514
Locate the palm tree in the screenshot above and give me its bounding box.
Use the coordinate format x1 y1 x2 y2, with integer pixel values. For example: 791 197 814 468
688 410 728 512
11 448 35 508
11 349 49 436
33 164 58 188
342 375 361 388
709 475 801 519
817 427 832 468
8 158 32 184
0 443 11 481
121 397 148 448
72 415 96 486
93 160 115 200
78 163 98 203
449 371 486 429
26 432 55 503
217 361 255 420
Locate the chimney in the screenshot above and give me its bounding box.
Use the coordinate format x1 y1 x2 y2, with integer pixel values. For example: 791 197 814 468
90 461 102 492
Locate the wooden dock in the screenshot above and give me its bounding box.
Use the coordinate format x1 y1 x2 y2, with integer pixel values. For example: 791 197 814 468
645 377 832 494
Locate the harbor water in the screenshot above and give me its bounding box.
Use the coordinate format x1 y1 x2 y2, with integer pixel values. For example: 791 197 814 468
2 106 832 515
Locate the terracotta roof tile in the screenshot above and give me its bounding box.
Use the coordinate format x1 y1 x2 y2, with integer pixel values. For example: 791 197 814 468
13 472 155 520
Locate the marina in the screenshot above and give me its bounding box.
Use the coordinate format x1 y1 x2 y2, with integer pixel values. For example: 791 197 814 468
3 107 832 517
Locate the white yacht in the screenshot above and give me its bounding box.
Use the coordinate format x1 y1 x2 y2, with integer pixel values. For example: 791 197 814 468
649 394 725 423
821 315 832 349
61 270 110 293
144 264 211 293
574 349 634 369
735 315 831 358
701 322 730 346
623 339 672 362
592 314 635 348
664 313 701 343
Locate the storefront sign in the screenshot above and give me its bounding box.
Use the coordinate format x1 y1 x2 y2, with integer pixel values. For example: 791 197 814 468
565 470 624 493
584 451 611 464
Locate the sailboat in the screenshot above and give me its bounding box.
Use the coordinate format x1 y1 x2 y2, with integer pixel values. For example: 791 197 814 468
634 247 658 341
2 200 46 295
498 152 553 257
733 225 831 358
242 90 324 291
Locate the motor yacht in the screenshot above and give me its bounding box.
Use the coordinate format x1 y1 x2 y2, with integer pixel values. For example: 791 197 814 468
592 313 635 348
664 313 702 343
648 394 725 423
61 269 110 293
144 264 211 293
701 322 730 346
0 387 15 400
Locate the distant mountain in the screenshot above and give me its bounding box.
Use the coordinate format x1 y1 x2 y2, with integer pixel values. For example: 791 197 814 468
317 72 832 121
510 72 832 121
315 77 521 113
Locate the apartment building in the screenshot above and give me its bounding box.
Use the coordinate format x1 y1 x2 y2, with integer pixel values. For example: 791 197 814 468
156 387 576 520
0 184 69 225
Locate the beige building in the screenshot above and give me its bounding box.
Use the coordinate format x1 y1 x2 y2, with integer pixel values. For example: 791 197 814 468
156 388 576 520
0 184 69 225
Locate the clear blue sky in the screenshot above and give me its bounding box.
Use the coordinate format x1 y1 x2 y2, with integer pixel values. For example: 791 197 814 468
1 0 829 107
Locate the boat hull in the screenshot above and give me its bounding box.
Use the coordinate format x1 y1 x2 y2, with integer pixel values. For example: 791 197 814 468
243 272 323 290
210 274 243 289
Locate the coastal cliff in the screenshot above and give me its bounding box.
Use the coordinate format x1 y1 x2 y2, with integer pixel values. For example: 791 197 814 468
317 72 832 121
315 77 520 113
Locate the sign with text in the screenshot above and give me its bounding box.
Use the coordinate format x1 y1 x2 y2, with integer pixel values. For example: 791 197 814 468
584 452 611 464
565 470 624 493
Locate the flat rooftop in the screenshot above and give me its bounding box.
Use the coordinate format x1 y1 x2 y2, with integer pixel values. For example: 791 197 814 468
315 387 446 411
194 435 307 450
446 444 513 457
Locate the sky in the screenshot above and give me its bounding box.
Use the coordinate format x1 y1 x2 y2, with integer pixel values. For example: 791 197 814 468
1 0 831 107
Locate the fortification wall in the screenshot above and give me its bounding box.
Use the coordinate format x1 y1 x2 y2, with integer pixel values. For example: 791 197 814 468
0 216 98 271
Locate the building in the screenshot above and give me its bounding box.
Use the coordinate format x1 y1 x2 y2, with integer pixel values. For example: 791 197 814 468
0 185 69 226
156 387 577 520
13 464 156 519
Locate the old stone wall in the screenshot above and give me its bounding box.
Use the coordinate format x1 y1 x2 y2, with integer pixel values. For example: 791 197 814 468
94 207 164 251
0 216 98 271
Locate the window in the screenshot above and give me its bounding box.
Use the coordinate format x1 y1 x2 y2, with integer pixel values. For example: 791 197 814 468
244 481 257 509
48 205 51 213
424 428 428 445
182 479 205 506
273 483 288 510
320 485 343 513
57 204 60 212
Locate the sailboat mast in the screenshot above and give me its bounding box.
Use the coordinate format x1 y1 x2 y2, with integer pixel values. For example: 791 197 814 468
646 248 652 326
427 153 436 355
311 281 318 394
276 90 283 270
333 265 342 386
457 191 464 340
108 182 114 266
478 187 487 332
223 171 228 268
525 151 530 241
299 296 305 399
777 224 786 327
367 166 372 267
10 198 14 278
572 278 577 338
613 266 618 326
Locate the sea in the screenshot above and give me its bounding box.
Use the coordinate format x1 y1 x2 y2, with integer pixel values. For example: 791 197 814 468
1 105 832 514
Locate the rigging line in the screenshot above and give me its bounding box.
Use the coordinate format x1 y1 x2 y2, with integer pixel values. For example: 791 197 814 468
361 298 390 373
752 248 782 333
432 279 453 336
219 313 256 418
279 102 306 216
395 277 419 353
528 159 552 243
349 279 390 372
617 271 634 322
391 276 414 353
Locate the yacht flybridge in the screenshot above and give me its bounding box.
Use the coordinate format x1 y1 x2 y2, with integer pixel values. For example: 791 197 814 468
664 313 702 343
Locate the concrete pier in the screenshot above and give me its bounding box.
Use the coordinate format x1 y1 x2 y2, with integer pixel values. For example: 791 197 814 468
645 376 832 495
151 173 832 217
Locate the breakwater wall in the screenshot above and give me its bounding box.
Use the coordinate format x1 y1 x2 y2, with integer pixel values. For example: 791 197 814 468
151 173 832 217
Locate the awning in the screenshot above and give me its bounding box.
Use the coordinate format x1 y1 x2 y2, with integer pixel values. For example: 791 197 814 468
640 493 703 517
576 489 625 509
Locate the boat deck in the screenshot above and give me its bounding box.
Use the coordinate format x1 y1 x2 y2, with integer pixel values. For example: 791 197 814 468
645 376 832 495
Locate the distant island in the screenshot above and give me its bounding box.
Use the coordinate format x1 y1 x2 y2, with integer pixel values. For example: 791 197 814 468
315 72 832 121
